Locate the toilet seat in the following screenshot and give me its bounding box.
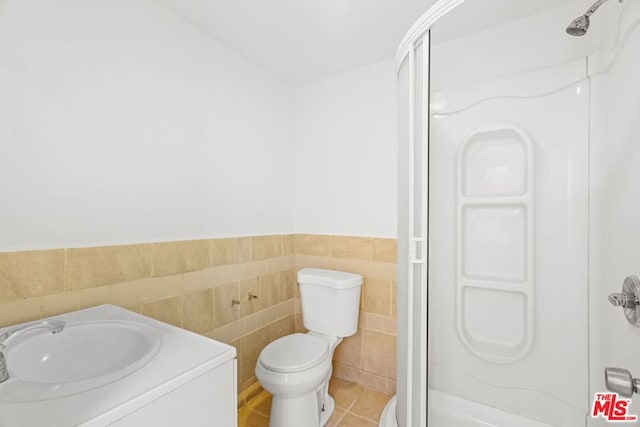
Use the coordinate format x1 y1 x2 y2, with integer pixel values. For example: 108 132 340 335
259 333 330 373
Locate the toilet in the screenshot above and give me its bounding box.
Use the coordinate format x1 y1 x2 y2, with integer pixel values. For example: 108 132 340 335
255 268 362 427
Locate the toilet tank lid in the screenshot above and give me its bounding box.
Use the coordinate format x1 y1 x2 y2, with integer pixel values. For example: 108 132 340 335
297 268 362 289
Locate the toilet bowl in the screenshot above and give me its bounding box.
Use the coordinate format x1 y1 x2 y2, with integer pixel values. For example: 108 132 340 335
255 268 362 427
256 333 340 426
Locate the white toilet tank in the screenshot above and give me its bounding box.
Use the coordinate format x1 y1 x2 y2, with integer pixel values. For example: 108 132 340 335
297 268 362 337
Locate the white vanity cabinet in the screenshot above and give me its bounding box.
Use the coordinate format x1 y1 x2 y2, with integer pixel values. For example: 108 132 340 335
108 358 237 427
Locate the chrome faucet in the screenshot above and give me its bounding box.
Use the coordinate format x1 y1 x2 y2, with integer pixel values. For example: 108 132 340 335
0 319 66 383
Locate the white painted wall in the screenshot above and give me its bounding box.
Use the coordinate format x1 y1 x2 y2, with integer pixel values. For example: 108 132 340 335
293 59 398 238
0 0 400 250
0 0 294 251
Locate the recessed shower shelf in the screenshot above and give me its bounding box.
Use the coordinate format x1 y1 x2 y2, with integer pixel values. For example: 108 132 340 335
456 124 535 364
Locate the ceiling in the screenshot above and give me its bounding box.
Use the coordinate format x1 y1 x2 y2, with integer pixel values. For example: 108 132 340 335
156 0 436 85
156 0 582 86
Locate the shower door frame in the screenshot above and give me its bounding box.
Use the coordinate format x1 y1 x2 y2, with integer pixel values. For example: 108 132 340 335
396 1 469 425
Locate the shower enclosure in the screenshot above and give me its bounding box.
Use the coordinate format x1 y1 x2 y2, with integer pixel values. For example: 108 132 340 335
392 0 640 425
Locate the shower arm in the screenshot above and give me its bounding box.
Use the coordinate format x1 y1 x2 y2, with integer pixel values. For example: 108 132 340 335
585 0 609 17
585 0 623 17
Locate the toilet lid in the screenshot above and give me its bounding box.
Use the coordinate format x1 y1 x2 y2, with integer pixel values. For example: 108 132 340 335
260 333 330 373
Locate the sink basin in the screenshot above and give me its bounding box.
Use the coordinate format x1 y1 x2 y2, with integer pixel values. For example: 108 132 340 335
0 320 161 402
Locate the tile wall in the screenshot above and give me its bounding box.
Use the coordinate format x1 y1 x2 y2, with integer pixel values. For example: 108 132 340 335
0 234 396 397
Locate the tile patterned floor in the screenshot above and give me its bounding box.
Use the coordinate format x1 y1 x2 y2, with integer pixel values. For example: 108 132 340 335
238 378 392 426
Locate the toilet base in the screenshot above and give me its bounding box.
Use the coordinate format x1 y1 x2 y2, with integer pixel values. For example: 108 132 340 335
270 392 320 427
319 395 335 426
267 391 335 427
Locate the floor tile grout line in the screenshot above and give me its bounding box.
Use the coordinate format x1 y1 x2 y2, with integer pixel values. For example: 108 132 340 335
331 409 347 426
343 410 379 425
246 407 268 422
340 386 364 414
250 407 267 419
247 392 271 418
344 386 392 424
336 386 365 426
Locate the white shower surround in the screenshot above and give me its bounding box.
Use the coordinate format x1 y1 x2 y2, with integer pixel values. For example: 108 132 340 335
393 0 640 426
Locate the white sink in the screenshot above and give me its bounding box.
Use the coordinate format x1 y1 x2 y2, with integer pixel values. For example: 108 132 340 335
0 320 161 402
0 305 236 427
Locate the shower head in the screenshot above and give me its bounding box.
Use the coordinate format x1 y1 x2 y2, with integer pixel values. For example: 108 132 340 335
566 14 590 36
566 0 622 36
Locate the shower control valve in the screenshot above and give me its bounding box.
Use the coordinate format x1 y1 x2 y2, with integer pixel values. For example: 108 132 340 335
609 275 640 327
609 292 637 308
